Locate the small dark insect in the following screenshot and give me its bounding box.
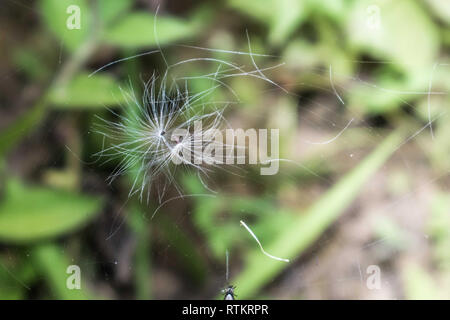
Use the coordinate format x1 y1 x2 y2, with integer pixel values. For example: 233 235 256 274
222 285 237 300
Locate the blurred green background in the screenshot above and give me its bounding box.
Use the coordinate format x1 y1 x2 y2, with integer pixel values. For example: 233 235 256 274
0 0 449 299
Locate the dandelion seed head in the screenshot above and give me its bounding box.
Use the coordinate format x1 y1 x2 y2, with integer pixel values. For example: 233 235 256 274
92 36 287 205
94 74 229 203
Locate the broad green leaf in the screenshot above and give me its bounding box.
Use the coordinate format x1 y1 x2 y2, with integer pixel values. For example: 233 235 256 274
227 0 275 23
98 0 133 25
40 0 91 52
268 0 307 46
230 130 404 298
347 0 438 74
0 179 102 243
102 13 199 49
49 73 126 108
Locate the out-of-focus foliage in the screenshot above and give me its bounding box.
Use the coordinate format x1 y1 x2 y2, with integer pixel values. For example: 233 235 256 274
103 12 201 48
0 0 449 300
0 179 102 243
50 73 126 108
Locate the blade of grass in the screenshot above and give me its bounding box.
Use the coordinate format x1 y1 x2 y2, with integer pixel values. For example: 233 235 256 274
128 205 152 300
231 130 404 298
32 243 90 299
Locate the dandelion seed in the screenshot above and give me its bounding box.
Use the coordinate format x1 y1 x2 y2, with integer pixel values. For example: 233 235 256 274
329 64 344 105
225 249 229 282
88 50 160 77
304 118 354 145
427 62 439 140
240 220 289 263
92 33 286 206
94 74 231 203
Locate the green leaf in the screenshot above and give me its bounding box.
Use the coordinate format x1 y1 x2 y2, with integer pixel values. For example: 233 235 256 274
227 0 275 23
268 0 307 46
49 73 126 108
230 130 404 298
40 0 91 52
347 0 438 74
102 13 199 49
98 0 133 25
0 179 102 243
